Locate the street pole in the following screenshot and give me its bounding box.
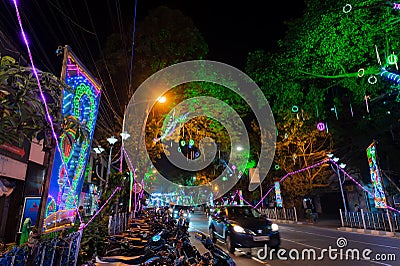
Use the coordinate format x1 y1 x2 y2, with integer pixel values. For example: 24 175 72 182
337 166 348 213
106 145 113 189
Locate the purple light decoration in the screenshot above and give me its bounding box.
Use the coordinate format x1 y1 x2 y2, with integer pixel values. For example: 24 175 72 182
237 192 255 208
394 3 400 10
330 159 399 214
254 159 329 209
240 157 400 215
82 186 121 230
317 122 325 131
12 0 82 224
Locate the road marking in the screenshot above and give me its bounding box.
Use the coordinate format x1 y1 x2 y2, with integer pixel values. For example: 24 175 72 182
283 228 400 250
281 237 393 266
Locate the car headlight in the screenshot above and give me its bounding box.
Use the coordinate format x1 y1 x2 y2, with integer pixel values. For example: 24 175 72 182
271 223 279 231
233 225 256 235
233 225 245 233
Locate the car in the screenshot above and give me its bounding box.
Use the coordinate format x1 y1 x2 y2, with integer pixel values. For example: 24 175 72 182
208 205 280 253
171 205 191 223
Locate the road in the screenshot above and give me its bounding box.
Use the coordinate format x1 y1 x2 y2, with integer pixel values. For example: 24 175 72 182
188 211 400 266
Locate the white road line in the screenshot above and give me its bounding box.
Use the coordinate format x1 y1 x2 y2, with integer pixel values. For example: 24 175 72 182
281 237 393 266
283 228 400 250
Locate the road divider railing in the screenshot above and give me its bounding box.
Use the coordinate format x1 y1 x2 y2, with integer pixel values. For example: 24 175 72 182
259 207 298 222
339 209 400 233
108 212 129 235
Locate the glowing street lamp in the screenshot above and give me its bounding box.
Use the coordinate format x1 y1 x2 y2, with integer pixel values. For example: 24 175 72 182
157 96 167 103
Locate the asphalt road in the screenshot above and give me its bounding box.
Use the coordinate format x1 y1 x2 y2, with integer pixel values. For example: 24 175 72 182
188 211 400 266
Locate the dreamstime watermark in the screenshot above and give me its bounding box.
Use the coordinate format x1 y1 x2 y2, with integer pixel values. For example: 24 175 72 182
257 237 397 262
123 60 276 206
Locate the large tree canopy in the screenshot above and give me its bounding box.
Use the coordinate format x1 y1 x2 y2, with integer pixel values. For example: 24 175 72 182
245 0 400 191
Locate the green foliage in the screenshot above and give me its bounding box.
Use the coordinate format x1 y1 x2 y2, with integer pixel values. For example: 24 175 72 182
78 172 129 263
0 56 88 146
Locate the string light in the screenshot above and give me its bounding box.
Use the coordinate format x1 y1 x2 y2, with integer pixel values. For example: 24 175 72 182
12 0 83 225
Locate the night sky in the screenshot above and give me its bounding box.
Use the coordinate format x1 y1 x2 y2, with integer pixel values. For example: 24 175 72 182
0 0 305 74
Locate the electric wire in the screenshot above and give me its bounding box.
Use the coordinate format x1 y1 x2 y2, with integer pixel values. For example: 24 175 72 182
83 0 122 112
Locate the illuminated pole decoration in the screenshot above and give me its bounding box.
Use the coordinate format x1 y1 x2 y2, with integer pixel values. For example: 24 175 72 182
366 141 387 209
44 46 101 233
274 181 283 207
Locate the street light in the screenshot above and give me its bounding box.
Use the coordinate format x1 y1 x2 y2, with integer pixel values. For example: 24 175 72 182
93 146 105 154
328 154 348 213
106 136 118 188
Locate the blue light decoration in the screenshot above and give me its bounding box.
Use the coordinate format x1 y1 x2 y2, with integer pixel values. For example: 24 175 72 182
274 181 283 207
366 142 387 209
44 46 101 233
379 67 400 84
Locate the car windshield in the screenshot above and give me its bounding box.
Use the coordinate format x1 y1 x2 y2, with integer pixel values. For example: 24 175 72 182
227 207 261 218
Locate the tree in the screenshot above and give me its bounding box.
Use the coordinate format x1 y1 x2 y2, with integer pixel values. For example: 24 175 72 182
0 55 86 146
94 6 209 185
274 112 332 201
245 0 400 192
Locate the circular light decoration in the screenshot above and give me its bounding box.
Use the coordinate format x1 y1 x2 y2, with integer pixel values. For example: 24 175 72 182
387 54 398 65
189 139 195 146
368 76 377 84
73 83 96 131
222 176 228 181
357 68 364 77
343 3 352 13
291 105 299 113
275 164 280 170
178 147 182 152
317 122 326 131
232 165 237 170
195 152 200 158
180 140 186 146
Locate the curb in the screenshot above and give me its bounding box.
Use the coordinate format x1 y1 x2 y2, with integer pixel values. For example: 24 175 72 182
269 219 298 224
338 227 399 237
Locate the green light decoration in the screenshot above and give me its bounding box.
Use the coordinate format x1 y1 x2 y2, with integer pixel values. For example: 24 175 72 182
244 159 257 174
73 83 96 131
275 164 280 170
387 54 398 65
189 139 194 146
222 176 228 181
291 105 299 113
180 140 186 146
65 141 89 210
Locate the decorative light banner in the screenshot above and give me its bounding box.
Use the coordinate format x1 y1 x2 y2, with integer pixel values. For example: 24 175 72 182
274 181 283 207
238 190 243 205
44 46 101 232
366 142 387 209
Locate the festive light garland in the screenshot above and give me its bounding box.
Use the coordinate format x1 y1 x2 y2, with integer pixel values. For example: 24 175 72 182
12 1 83 225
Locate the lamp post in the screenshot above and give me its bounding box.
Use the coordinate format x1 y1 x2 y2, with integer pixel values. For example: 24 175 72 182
106 136 118 188
328 153 348 213
93 145 105 185
123 95 167 217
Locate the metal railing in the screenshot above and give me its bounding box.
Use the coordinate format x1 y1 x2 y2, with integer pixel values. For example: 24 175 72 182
34 231 82 266
340 209 400 232
108 212 129 235
259 207 298 222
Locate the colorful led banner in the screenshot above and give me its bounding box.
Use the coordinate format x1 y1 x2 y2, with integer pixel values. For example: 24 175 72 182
45 46 101 232
366 142 387 209
274 181 283 207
